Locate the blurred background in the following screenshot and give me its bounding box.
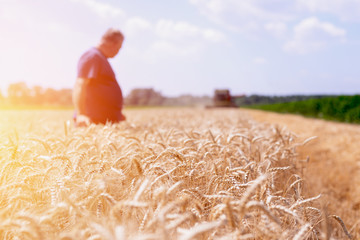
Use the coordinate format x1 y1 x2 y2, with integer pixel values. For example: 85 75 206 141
1 0 360 109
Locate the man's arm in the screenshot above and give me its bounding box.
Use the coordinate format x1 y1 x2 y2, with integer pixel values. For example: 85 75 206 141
73 77 91 115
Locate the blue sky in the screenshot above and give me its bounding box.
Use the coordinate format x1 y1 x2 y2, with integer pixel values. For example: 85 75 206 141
1 0 360 96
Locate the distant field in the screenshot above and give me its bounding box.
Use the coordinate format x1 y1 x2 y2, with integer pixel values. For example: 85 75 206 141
247 95 360 124
0 109 353 239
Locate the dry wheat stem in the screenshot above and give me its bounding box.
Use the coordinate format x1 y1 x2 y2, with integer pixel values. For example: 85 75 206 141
0 109 348 239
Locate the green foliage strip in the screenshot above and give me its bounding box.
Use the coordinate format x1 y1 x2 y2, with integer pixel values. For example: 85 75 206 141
248 95 360 124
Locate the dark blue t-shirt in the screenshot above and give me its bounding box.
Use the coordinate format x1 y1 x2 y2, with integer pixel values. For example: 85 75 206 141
77 47 123 124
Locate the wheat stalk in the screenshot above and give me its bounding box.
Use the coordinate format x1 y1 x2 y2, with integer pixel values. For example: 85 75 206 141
0 108 349 239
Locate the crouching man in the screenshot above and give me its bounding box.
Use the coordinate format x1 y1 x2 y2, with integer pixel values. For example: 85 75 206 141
73 28 126 126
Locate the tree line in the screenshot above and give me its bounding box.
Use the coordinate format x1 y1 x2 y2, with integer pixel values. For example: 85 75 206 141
234 94 333 106
1 82 346 109
0 82 212 107
248 95 360 123
1 82 72 106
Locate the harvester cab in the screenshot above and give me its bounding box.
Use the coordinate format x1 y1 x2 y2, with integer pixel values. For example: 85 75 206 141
213 89 235 107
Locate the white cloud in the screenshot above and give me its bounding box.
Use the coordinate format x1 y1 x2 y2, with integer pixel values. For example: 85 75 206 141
124 17 226 44
202 29 226 42
284 17 346 54
148 20 226 59
190 0 293 21
154 19 226 43
189 0 360 46
189 0 295 33
124 17 152 37
149 40 200 58
123 18 226 62
253 57 267 64
70 0 126 19
297 0 360 21
191 0 360 27
155 20 200 40
264 21 287 37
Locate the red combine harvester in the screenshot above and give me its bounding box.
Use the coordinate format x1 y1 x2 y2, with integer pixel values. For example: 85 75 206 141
213 89 243 107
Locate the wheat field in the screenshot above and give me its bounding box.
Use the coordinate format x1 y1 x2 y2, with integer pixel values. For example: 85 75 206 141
0 108 352 239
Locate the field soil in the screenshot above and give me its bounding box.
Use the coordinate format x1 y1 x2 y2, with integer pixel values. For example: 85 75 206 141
242 108 360 233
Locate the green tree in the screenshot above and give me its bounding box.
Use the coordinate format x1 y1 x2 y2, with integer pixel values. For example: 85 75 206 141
126 88 165 106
